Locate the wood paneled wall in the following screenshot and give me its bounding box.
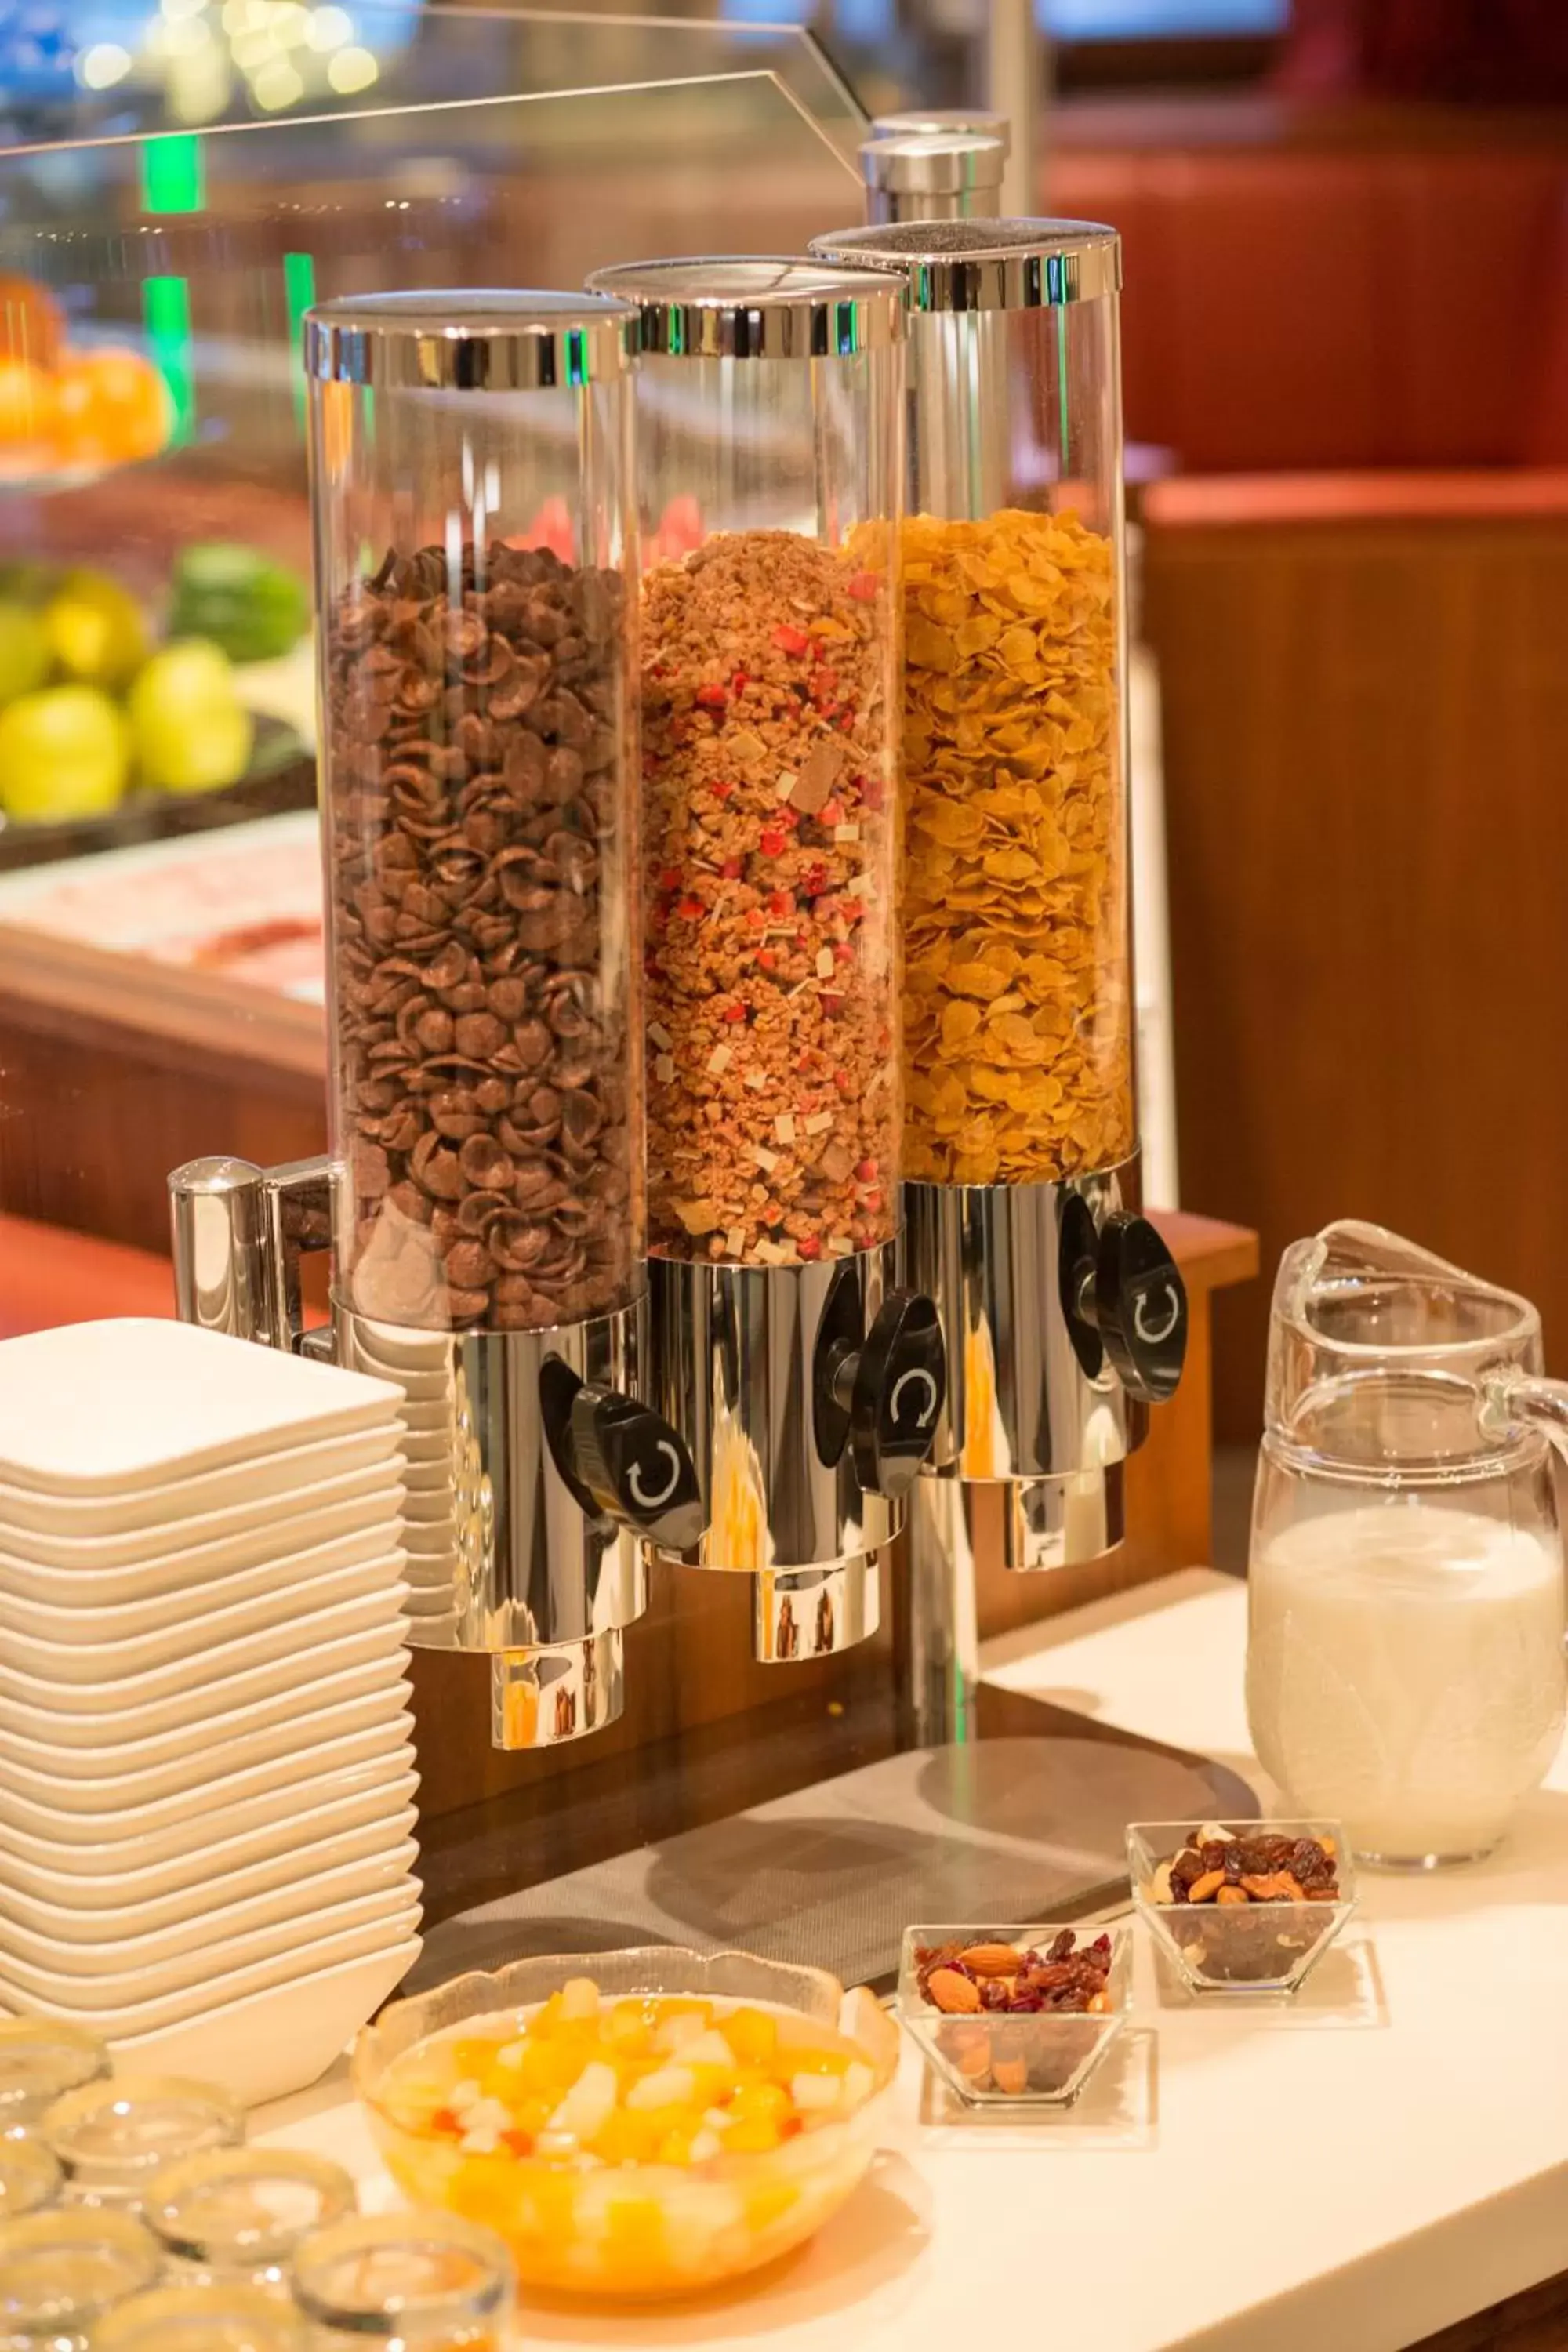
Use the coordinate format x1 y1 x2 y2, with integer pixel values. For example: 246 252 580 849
1145 488 1568 1439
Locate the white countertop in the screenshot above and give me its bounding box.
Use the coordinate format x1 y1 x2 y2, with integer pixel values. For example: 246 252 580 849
258 1570 1568 2351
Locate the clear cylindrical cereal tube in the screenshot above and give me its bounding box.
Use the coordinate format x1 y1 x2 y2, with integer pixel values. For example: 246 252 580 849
810 222 1134 1189
583 260 905 1269
305 292 644 1331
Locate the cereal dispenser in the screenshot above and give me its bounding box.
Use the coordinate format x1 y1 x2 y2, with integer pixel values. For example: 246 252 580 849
169 292 703 1749
582 258 946 1664
808 220 1187 1720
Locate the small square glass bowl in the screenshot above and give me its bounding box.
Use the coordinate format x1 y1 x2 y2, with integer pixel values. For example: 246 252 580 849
1127 1820 1356 1995
896 1924 1131 2108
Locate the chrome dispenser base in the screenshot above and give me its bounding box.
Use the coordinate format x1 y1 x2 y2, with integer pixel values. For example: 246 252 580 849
755 1550 885 1662
920 1461 1127 1578
905 1160 1143 1483
169 1168 683 1755
336 1301 648 1748
491 1631 625 1749
644 1247 903 1662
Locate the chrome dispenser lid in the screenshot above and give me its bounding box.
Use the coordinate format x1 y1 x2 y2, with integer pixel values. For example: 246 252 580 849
869 105 1012 157
858 131 1007 202
583 258 904 359
807 219 1120 312
303 289 638 390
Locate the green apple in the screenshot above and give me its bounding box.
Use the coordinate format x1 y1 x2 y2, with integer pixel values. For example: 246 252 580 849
129 638 254 796
0 685 129 822
43 570 149 691
0 604 50 707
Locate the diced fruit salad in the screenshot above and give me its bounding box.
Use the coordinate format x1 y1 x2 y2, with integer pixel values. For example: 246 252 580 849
379 1981 877 2170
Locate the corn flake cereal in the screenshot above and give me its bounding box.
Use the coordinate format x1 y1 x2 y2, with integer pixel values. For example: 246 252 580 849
896 509 1134 1185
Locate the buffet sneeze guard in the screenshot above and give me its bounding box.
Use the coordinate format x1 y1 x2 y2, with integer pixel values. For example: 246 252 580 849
808 210 1190 1740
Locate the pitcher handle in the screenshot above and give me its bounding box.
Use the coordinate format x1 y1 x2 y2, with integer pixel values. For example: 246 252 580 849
1483 1371 1568 1461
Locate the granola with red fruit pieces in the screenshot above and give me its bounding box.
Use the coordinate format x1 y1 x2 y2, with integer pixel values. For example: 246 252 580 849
641 530 899 1266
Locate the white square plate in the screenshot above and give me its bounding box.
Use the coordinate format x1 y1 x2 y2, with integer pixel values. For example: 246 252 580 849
0 1515 405 1617
0 1581 408 1697
0 1706 416 1827
0 1320 402 1493
0 1425 403 1538
0 1669 410 1788
0 1766 419 1879
0 1623 407 1744
0 1469 404 1573
1 1877 422 1994
1 1800 419 1915
0 1907 422 2034
347 1325 457 1375
0 1544 406 1657
0 1548 406 1663
2 1837 420 1952
0 1726 416 1847
114 1938 421 2106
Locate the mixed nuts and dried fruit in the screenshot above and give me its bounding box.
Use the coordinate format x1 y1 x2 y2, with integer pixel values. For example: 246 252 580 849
325 539 639 1333
899 507 1134 1188
909 1930 1120 2100
1145 1824 1345 1987
913 1929 1115 2016
641 530 899 1266
1149 1825 1341 1908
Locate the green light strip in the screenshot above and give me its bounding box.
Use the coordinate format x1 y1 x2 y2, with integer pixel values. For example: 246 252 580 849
140 134 203 216
284 251 317 428
143 275 194 448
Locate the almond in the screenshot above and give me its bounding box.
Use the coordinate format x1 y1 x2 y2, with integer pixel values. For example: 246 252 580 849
1185 1867 1227 1904
1214 1885 1249 1906
993 2058 1029 2095
959 1942 1022 1976
927 1967 982 2015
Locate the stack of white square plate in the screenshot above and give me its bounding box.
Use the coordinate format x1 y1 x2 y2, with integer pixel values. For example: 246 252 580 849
0 1319 423 2107
343 1323 462 1636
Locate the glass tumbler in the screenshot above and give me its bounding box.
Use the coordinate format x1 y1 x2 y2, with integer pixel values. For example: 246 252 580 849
0 2146 59 2226
289 2213 516 2350
145 2149 355 2290
42 2078 243 2211
0 2209 160 2350
0 2026 109 2141
89 2281 309 2350
1247 1367 1568 1867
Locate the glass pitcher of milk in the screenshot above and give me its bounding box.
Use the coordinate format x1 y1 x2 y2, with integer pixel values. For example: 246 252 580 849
1249 1228 1568 1867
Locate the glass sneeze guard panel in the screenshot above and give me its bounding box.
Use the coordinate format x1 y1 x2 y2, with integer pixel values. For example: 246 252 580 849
5 4 866 169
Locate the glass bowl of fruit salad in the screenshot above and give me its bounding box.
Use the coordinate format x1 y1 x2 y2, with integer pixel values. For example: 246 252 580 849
350 1947 901 2299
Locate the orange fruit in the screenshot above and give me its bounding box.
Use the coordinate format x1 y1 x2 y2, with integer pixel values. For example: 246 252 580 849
0 360 56 449
53 347 172 469
0 277 63 372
